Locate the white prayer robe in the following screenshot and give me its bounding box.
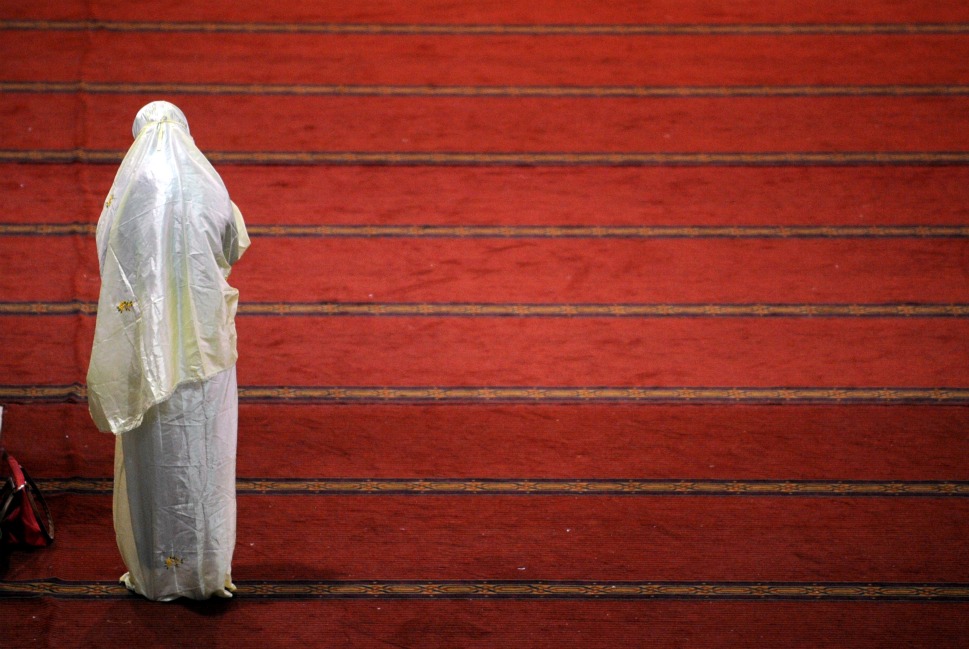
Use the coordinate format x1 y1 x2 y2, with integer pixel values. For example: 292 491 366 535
87 101 249 601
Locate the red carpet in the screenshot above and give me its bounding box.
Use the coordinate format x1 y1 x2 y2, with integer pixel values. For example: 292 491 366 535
1 1 968 647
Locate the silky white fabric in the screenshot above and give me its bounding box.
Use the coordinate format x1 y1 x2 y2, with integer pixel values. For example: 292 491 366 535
88 101 248 600
114 367 238 601
88 101 248 435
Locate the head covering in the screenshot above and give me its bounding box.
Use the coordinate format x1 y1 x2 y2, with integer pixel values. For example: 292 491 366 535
87 101 249 434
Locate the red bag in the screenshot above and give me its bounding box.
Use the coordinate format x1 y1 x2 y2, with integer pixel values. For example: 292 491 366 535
0 451 54 548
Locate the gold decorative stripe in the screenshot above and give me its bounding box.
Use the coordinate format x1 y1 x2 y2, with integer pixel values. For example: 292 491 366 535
5 223 969 239
0 385 88 400
0 223 96 236
2 579 967 601
4 150 969 166
4 385 969 404
0 301 97 315
236 387 969 404
0 150 122 164
5 301 969 318
5 81 969 97
36 477 969 497
239 303 969 317
3 20 969 35
204 152 969 166
247 224 969 238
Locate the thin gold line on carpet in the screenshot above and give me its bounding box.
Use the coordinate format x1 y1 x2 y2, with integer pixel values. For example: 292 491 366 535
6 81 969 97
5 151 969 166
4 302 969 318
6 224 969 238
37 477 969 497
3 579 967 601
4 385 969 405
4 20 969 35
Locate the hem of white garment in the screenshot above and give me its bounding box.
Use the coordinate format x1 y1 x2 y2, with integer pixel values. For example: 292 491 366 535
120 572 237 602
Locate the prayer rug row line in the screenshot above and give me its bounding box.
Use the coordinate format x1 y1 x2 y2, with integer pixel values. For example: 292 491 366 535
4 301 969 318
6 223 969 238
5 20 969 36
4 385 969 405
7 81 969 98
35 477 969 497
5 150 969 166
3 579 968 601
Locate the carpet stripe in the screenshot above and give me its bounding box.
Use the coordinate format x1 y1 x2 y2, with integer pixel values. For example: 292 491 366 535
36 477 969 497
2 579 966 601
4 151 969 166
6 81 969 98
4 386 969 405
5 223 969 238
4 20 969 36
4 301 969 318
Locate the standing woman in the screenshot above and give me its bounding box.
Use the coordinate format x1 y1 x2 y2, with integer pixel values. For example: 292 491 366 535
87 101 250 601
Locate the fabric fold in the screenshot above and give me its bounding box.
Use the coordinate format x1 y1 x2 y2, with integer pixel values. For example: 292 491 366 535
88 101 248 435
89 101 247 601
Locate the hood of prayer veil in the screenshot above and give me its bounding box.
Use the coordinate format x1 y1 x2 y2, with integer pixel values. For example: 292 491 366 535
87 101 249 434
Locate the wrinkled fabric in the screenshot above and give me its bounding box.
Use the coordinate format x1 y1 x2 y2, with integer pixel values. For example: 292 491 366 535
114 367 238 601
88 101 248 601
87 101 249 435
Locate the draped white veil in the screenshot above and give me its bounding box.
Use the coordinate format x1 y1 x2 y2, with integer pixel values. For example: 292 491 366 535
87 101 249 434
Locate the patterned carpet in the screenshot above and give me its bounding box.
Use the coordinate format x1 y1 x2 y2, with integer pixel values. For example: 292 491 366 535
1 1 968 646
